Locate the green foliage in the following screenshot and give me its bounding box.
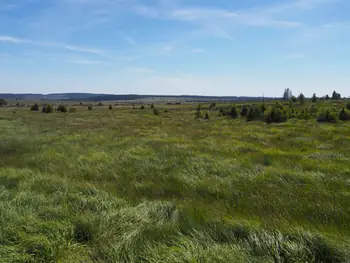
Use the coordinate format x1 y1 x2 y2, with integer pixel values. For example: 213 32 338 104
317 109 337 123
339 108 350 121
109 105 113 110
246 105 261 121
260 103 267 113
209 102 216 110
69 107 77 113
332 91 341 100
298 93 306 105
153 108 159 115
266 107 288 123
151 104 154 109
42 104 53 113
298 109 310 120
229 105 238 118
325 94 330 100
204 112 210 120
141 105 145 110
30 104 39 111
309 104 318 114
240 105 249 117
346 102 350 111
0 98 7 106
98 102 103 106
88 105 93 111
312 93 317 103
195 105 202 119
57 104 68 113
291 96 297 103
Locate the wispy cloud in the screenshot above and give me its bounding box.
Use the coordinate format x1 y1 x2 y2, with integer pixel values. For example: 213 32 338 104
122 67 154 73
0 35 107 56
66 59 101 65
118 30 137 45
162 45 174 52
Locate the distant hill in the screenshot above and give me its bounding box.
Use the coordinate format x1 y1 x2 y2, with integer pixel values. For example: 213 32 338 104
0 93 272 102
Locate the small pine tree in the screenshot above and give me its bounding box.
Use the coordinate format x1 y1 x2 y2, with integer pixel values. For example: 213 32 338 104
325 95 330 100
195 105 202 119
246 105 261 121
151 104 154 108
312 93 317 103
346 102 350 111
317 109 336 123
266 107 288 124
153 108 159 115
240 105 249 117
57 104 68 113
140 105 145 110
230 105 238 118
204 112 210 120
339 108 350 121
31 103 39 111
291 96 297 103
109 105 112 110
298 93 306 105
88 105 93 111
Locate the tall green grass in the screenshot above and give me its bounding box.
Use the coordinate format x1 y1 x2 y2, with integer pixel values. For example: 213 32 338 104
0 102 350 262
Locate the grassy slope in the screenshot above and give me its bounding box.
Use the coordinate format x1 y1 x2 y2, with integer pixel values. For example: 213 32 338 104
1 103 350 262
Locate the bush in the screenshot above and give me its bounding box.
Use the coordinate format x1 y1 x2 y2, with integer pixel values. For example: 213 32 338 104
69 107 77 113
309 104 318 114
204 112 210 120
31 104 39 111
151 104 154 108
0 98 7 106
57 104 68 113
339 108 350 121
42 104 53 113
291 96 297 103
260 103 267 113
88 105 93 111
266 107 288 124
240 105 249 117
141 105 145 110
246 105 261 121
109 105 112 110
346 102 350 111
298 109 310 120
317 109 337 123
153 108 159 115
298 93 306 105
97 102 103 106
230 105 238 118
218 108 226 116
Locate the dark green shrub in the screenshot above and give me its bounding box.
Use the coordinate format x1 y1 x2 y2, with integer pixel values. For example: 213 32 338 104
195 106 202 119
164 109 169 113
346 102 350 111
312 93 317 103
69 107 77 113
219 108 226 116
246 105 261 121
88 105 93 111
31 103 39 111
0 98 7 106
309 104 318 114
230 105 238 118
266 107 288 123
57 104 67 113
260 103 267 113
204 112 210 120
291 96 297 103
42 104 53 113
339 108 350 121
97 102 103 106
317 109 337 123
240 105 249 117
298 93 306 105
153 108 159 115
140 105 145 110
109 105 112 110
298 109 310 120
151 103 154 108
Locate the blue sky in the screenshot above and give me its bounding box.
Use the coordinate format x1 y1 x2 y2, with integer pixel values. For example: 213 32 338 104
0 0 349 96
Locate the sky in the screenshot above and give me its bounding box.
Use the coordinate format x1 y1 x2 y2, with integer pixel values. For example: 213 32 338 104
0 0 349 96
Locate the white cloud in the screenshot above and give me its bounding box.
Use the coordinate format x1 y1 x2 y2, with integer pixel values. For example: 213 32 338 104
0 35 107 56
66 59 101 64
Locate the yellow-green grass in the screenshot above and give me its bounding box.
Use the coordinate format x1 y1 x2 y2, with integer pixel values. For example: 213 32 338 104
1 102 350 262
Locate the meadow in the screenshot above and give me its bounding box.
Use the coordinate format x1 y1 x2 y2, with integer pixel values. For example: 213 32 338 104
1 100 350 262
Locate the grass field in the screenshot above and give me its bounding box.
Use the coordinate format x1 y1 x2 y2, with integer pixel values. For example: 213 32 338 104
1 101 350 262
